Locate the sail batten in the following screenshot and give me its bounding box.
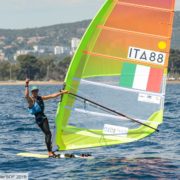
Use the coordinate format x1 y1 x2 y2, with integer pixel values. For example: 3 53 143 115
117 0 175 10
79 79 165 97
67 108 160 126
54 0 175 151
83 51 168 69
117 1 173 12
97 25 171 39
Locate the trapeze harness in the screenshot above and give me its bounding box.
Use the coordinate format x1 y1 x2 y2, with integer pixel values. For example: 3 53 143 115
28 96 47 125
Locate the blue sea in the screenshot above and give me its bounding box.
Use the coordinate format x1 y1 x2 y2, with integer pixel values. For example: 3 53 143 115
0 84 179 180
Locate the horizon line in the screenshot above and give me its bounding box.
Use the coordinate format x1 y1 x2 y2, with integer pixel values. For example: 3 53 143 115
0 19 92 31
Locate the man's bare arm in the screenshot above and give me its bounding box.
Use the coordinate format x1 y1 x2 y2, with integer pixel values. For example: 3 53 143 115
25 79 33 107
42 90 68 100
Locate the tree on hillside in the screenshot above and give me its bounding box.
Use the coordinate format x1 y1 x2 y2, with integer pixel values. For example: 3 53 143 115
38 56 56 80
169 49 180 75
0 61 11 81
17 55 40 80
55 56 72 80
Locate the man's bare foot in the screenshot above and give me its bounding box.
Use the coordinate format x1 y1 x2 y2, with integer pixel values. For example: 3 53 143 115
48 151 56 157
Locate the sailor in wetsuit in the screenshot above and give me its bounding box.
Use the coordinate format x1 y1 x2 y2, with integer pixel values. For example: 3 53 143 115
24 79 68 157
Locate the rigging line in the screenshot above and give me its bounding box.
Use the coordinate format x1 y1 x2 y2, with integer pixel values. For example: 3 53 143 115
69 94 151 129
68 92 140 129
65 82 109 112
69 92 159 132
68 93 117 117
65 83 154 129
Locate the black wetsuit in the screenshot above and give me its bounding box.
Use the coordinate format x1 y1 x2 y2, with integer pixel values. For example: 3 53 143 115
34 96 52 152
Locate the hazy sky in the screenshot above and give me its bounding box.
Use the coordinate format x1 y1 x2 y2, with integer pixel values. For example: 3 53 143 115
0 0 179 29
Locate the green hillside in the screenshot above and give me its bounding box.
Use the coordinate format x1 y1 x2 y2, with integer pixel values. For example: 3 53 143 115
0 12 180 50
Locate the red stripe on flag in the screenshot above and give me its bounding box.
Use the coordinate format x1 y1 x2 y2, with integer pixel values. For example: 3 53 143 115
146 68 163 93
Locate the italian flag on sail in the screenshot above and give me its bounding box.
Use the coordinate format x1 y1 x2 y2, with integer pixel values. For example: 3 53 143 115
120 63 163 93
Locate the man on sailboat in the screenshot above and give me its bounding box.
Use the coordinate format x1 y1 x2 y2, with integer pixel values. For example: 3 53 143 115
24 79 68 157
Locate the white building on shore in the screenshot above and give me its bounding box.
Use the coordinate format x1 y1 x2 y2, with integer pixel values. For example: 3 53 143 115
54 46 64 55
33 45 54 54
14 50 34 60
71 38 81 54
0 50 5 61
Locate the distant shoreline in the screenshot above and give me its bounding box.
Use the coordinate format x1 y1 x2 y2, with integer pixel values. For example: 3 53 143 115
0 81 64 86
0 80 179 86
167 80 180 84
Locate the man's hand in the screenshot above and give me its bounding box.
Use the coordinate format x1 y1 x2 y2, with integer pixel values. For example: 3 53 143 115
61 90 69 94
25 78 30 85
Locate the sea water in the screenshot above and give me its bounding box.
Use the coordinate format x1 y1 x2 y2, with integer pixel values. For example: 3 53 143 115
0 84 179 179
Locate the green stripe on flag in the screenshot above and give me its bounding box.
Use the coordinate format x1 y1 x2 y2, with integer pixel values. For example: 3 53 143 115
120 63 136 88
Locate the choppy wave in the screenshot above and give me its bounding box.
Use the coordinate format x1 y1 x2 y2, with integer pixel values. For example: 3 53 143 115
0 84 179 179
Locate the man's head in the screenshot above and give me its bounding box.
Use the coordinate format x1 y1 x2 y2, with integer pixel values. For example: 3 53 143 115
31 86 39 97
